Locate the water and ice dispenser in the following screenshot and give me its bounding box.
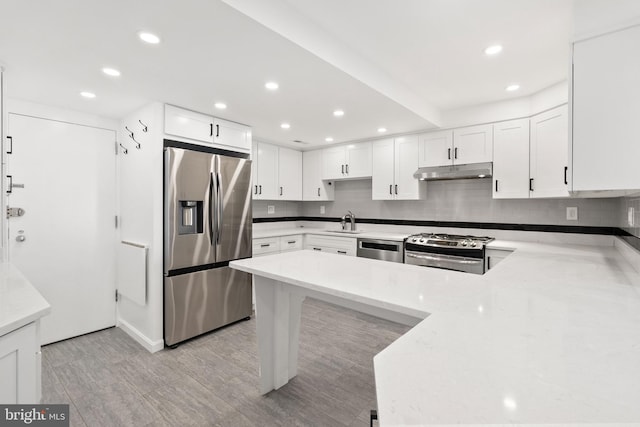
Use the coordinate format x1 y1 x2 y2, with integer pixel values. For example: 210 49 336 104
178 200 203 235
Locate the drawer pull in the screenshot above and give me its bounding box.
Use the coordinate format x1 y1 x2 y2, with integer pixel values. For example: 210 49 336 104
287 241 296 244
313 247 322 251
260 244 270 248
337 250 347 254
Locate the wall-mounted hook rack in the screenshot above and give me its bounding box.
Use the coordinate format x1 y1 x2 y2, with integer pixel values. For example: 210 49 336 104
138 120 148 133
119 143 128 154
125 126 141 149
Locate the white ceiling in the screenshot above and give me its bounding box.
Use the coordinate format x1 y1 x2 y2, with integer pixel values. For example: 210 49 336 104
0 0 628 150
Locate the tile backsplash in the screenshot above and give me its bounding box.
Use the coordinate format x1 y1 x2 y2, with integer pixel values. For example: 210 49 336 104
300 179 621 227
620 196 640 238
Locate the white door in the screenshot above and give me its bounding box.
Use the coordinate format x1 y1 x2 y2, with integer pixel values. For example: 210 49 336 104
372 139 395 200
6 114 117 344
453 124 493 164
278 147 302 200
213 117 251 151
530 105 569 198
302 150 334 201
345 142 372 178
322 146 346 179
394 135 423 200
418 130 453 167
255 142 279 199
493 119 530 199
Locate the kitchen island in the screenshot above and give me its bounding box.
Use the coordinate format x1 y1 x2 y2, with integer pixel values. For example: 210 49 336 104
230 240 640 425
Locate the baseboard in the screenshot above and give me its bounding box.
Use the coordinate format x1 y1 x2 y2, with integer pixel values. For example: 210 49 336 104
117 318 164 353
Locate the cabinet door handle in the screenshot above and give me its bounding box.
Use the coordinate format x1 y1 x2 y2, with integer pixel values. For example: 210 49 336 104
487 256 491 270
341 164 345 174
337 250 347 254
345 164 349 174
280 186 283 196
529 178 534 192
454 147 458 159
564 166 568 185
210 123 214 137
313 247 322 251
216 124 220 138
254 185 258 195
259 185 262 195
6 136 12 154
6 175 12 194
395 184 398 194
260 244 270 248
495 180 498 192
287 240 296 244
317 187 321 197
447 147 451 160
389 184 393 195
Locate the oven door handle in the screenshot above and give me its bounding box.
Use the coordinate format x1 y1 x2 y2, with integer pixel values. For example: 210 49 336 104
405 252 483 264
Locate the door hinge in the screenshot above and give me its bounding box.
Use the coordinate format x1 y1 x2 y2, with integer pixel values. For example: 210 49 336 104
6 206 25 218
115 289 119 302
115 140 118 155
115 215 118 228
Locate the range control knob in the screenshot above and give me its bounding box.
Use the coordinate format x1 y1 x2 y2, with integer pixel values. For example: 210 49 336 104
412 238 418 242
470 241 477 247
419 238 426 243
461 241 467 247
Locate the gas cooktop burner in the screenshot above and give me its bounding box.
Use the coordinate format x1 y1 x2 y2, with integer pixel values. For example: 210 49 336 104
406 233 494 249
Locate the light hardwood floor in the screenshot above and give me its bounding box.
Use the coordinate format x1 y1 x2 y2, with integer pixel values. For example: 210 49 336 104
41 298 410 426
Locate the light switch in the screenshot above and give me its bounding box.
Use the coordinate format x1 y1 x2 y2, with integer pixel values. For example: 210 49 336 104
267 205 275 214
629 207 635 227
566 207 578 221
320 205 325 214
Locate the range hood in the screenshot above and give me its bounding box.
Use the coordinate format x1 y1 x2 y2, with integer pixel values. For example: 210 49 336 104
414 162 493 181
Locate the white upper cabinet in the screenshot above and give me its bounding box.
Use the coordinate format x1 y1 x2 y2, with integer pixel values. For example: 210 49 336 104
164 104 250 152
529 105 569 198
418 130 453 167
372 136 425 200
303 150 334 201
453 124 494 165
164 104 214 143
252 142 302 200
253 142 279 200
572 24 640 192
321 142 372 180
278 147 302 200
213 117 252 151
493 119 530 199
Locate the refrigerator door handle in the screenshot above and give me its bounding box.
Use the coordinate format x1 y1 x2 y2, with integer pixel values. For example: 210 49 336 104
208 172 215 246
216 171 223 245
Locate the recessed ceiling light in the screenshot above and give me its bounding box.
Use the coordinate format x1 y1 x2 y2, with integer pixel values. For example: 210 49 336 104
138 32 161 44
102 67 121 77
214 102 227 110
484 45 503 55
325 137 334 142
80 91 96 99
280 123 290 129
265 81 279 90
333 110 344 117
505 84 520 92
377 127 387 133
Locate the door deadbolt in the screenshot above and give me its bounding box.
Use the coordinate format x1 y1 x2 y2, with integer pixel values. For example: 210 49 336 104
15 235 26 242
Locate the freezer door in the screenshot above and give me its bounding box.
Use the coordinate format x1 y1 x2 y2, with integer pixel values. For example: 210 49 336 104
164 266 252 346
213 155 252 262
165 148 216 271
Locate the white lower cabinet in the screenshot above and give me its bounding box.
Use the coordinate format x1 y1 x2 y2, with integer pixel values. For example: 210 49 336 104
251 235 303 305
0 321 40 404
485 248 514 271
304 234 356 256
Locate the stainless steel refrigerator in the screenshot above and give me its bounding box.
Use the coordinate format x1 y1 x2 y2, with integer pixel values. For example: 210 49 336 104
164 142 252 347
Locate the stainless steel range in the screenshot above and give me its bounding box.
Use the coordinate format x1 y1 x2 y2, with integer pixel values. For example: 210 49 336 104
404 233 494 274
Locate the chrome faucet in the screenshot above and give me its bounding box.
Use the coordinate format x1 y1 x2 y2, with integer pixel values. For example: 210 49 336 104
341 210 356 231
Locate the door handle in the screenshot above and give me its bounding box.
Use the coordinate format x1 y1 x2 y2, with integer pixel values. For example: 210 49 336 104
216 124 220 138
337 250 347 254
280 186 283 196
15 235 26 242
495 180 498 192
208 173 215 245
564 166 568 185
216 171 223 245
6 136 12 154
260 244 270 248
259 185 262 195
346 164 349 174
6 175 12 194
395 184 398 195
389 184 392 195
210 123 214 137
529 178 534 192
313 247 322 251
254 185 258 195
447 147 451 160
341 164 345 174
317 187 320 197
454 147 458 159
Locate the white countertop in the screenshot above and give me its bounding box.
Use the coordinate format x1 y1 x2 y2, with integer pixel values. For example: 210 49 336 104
0 263 51 337
252 226 410 242
230 241 640 425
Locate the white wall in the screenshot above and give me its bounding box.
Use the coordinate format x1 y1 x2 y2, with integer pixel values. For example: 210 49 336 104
573 0 640 40
116 102 165 353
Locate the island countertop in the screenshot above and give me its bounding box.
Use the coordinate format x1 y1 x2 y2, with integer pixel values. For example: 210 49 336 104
230 240 640 425
0 263 51 337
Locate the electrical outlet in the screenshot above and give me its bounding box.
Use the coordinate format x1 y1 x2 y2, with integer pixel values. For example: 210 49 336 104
566 206 578 221
267 205 275 214
629 207 635 227
320 205 325 214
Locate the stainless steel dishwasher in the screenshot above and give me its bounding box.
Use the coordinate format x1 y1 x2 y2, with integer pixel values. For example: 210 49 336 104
356 238 404 263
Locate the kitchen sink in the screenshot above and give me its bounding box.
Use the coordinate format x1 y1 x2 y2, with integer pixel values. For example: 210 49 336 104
324 229 364 234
